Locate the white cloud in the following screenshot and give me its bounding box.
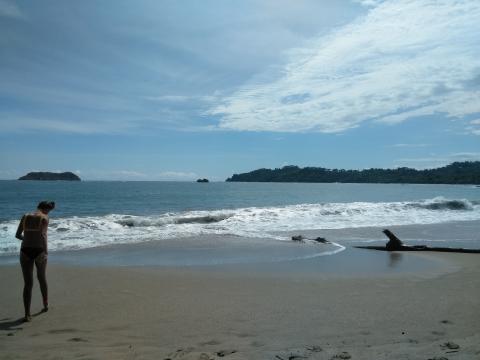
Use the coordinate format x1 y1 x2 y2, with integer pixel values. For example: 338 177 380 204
209 0 480 133
0 169 18 179
145 95 218 103
77 169 199 181
395 152 480 169
467 118 480 135
353 0 386 7
0 113 137 134
0 0 25 19
114 170 148 178
391 143 429 148
156 171 198 180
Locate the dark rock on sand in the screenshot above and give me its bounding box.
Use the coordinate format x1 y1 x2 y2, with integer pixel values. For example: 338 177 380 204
292 235 330 244
312 237 330 244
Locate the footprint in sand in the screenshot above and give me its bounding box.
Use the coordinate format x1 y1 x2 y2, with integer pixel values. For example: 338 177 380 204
441 342 460 350
250 340 265 348
275 355 307 360
275 345 323 360
305 346 322 353
48 328 78 334
199 340 221 346
164 350 216 360
331 352 352 360
216 349 237 357
164 347 195 359
68 337 88 342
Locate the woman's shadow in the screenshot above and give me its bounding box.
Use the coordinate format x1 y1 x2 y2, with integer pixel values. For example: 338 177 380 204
0 317 25 332
0 310 46 332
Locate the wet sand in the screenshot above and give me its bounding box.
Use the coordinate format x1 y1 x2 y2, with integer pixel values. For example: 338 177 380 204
1 251 479 359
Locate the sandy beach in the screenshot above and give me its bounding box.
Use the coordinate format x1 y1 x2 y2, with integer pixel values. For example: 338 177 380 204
1 249 479 360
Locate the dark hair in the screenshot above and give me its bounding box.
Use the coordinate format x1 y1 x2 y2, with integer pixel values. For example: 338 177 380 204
37 201 55 211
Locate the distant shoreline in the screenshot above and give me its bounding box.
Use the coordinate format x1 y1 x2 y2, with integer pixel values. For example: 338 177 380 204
226 161 480 185
0 179 479 185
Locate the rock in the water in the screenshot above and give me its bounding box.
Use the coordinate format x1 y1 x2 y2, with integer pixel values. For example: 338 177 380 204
196 178 209 183
18 172 81 181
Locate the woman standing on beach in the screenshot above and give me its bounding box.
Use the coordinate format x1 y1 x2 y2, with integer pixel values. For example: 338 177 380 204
15 201 55 322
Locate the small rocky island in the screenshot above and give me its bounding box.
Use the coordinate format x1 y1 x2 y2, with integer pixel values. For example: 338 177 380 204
196 178 209 183
18 172 81 181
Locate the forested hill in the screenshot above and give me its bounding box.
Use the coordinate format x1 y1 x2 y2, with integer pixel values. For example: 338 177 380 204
226 161 480 184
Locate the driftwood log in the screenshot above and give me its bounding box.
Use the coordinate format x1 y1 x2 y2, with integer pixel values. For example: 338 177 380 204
355 229 480 254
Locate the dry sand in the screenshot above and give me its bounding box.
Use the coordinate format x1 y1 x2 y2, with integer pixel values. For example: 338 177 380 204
1 253 479 360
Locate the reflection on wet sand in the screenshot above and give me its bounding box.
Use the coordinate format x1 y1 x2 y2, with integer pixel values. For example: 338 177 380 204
388 252 403 268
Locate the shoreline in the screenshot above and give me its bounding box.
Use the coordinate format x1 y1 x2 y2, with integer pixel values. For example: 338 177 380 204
2 220 479 274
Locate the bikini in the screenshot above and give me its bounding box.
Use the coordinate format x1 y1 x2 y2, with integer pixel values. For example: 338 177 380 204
21 247 45 260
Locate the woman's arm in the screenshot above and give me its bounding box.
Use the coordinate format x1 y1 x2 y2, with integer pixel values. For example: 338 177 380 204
42 217 49 253
15 215 25 241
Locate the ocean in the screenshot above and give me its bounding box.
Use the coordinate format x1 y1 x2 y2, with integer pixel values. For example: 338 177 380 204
1 181 479 267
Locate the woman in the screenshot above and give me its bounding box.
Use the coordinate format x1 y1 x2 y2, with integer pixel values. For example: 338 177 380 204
15 201 55 322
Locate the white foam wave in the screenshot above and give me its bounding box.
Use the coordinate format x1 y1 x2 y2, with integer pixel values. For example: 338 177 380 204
1 197 478 255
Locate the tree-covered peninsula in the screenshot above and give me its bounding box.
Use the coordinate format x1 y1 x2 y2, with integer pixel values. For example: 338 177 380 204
226 161 480 185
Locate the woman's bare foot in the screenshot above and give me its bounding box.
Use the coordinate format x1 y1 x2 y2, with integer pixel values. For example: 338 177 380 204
23 315 32 322
41 306 48 313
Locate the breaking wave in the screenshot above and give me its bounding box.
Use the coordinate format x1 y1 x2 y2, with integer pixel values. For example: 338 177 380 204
1 197 479 255
411 198 477 211
116 214 232 227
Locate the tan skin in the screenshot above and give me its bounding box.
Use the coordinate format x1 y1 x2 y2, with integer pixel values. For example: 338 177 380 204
15 208 51 241
16 207 52 322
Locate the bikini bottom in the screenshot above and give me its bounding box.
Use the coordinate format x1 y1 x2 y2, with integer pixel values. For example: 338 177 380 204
21 247 45 260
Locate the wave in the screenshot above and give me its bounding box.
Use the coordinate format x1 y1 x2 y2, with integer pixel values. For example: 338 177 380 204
410 197 476 211
115 214 232 227
1 197 479 255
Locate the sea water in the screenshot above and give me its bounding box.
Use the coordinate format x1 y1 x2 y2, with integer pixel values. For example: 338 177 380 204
0 181 479 266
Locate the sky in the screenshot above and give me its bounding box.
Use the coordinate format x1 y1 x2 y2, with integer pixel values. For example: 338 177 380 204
0 0 479 181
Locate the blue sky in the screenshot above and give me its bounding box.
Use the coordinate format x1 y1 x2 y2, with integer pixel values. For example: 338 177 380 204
0 0 479 181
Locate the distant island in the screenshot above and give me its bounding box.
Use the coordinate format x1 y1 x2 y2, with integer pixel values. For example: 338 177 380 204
196 178 209 183
18 172 81 181
226 161 480 185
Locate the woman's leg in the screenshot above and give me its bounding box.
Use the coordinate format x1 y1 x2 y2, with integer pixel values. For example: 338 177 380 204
20 252 34 320
35 253 48 311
